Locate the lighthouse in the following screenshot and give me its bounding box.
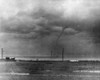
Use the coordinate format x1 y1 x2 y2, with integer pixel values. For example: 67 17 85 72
1 48 3 59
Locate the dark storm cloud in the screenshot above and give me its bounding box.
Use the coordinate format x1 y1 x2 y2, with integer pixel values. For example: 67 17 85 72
1 9 79 40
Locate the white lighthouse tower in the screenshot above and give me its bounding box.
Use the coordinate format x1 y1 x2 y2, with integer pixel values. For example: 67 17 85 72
1 48 3 59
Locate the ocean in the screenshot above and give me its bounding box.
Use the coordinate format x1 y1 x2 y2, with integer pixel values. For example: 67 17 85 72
0 60 100 80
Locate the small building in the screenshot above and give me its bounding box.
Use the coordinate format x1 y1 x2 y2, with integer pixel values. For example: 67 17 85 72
5 57 10 60
11 57 15 61
5 57 16 61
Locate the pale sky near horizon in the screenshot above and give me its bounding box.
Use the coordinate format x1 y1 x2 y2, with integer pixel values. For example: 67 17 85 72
0 0 100 59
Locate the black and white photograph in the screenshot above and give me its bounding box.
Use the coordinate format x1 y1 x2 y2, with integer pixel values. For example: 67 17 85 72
0 0 100 80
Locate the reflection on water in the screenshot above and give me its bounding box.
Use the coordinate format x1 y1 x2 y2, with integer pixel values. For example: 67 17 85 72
0 61 100 80
1 74 100 80
0 72 29 75
74 70 100 73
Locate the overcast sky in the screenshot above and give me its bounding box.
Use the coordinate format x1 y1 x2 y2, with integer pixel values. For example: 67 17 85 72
0 0 100 59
